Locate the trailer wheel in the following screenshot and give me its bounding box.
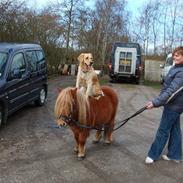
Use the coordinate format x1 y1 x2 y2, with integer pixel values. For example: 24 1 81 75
110 77 117 83
135 80 139 84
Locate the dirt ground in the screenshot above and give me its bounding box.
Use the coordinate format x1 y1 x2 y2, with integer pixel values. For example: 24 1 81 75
0 75 183 183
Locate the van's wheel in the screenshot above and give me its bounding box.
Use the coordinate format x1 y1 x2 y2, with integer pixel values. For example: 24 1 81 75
35 87 46 106
0 106 7 127
0 107 3 127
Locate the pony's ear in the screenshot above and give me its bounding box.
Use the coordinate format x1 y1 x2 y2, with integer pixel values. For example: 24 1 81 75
77 53 84 63
57 87 62 93
70 87 77 96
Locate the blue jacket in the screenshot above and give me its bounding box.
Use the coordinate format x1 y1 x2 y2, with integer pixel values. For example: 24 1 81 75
152 65 183 113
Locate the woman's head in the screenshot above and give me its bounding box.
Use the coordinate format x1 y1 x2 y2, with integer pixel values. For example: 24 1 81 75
173 46 183 56
172 46 183 65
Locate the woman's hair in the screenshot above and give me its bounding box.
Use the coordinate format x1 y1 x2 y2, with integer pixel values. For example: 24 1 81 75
173 46 183 56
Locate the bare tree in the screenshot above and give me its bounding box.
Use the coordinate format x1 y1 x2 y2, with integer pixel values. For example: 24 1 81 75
55 0 85 62
133 3 154 55
169 0 180 51
91 0 129 64
158 0 182 53
151 0 162 54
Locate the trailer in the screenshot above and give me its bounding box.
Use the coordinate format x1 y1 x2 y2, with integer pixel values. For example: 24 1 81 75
109 42 142 83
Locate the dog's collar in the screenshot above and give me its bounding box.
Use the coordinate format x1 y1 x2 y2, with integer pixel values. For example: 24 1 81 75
81 68 92 73
82 70 88 73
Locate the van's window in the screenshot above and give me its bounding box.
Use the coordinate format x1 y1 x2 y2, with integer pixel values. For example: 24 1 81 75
0 52 8 77
166 57 173 66
119 51 132 73
126 52 132 59
25 51 37 72
36 50 46 69
11 53 26 73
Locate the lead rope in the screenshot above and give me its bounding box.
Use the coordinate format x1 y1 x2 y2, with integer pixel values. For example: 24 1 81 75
112 106 147 131
59 106 147 132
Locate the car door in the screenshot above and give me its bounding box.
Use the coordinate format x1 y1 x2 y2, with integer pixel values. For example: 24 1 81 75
5 51 31 113
25 49 46 100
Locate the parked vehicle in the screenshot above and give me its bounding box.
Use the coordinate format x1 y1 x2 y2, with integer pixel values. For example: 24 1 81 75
0 43 48 127
160 53 173 83
109 42 142 83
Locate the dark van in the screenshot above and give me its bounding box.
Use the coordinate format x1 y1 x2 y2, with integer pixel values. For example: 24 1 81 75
0 43 48 127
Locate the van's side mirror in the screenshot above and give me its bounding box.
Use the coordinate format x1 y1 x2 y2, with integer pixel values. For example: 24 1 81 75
8 69 22 80
13 69 22 78
160 64 164 68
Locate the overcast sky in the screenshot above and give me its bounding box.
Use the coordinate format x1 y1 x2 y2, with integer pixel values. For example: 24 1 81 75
126 0 148 16
27 0 149 17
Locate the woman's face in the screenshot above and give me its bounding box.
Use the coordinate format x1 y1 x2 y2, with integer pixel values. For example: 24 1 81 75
173 52 183 65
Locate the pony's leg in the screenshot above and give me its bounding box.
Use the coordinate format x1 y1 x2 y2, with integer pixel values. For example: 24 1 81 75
92 130 102 143
104 124 114 144
78 132 88 159
74 133 79 153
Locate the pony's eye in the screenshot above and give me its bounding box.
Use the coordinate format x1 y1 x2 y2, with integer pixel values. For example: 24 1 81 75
86 57 88 59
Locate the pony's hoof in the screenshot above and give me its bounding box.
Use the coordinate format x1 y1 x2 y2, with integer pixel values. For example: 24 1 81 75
92 135 101 144
73 147 78 153
92 139 100 144
73 150 78 154
77 156 85 160
104 140 111 145
77 155 85 160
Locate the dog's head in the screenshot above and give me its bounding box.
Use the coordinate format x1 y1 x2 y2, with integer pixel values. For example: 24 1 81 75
77 53 93 71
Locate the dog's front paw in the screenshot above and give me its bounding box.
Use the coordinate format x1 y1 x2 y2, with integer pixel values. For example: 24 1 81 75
95 96 101 100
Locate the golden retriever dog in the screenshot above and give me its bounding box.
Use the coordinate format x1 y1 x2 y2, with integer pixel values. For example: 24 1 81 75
76 53 104 99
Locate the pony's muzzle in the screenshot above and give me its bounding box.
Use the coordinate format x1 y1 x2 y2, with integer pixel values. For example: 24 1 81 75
56 119 67 127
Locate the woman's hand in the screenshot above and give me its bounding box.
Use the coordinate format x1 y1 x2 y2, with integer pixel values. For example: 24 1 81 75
146 101 154 109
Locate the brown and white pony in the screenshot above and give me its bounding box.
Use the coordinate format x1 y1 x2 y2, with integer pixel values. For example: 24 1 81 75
54 86 118 159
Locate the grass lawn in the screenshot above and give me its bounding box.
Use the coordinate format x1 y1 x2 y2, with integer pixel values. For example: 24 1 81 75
99 77 110 85
99 75 162 91
143 80 162 90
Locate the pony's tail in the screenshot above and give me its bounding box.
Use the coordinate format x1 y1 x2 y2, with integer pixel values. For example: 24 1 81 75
76 89 89 124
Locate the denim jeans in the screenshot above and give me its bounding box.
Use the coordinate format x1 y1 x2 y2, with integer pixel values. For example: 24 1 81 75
148 107 182 161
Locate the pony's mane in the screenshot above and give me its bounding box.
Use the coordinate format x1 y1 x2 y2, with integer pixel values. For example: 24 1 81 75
54 87 89 124
54 87 74 119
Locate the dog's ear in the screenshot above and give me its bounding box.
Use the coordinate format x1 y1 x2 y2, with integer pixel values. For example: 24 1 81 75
77 53 84 63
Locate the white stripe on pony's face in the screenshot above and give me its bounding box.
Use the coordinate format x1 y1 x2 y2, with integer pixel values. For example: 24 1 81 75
56 119 67 126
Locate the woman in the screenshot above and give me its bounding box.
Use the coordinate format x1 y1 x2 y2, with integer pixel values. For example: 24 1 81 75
145 46 183 164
